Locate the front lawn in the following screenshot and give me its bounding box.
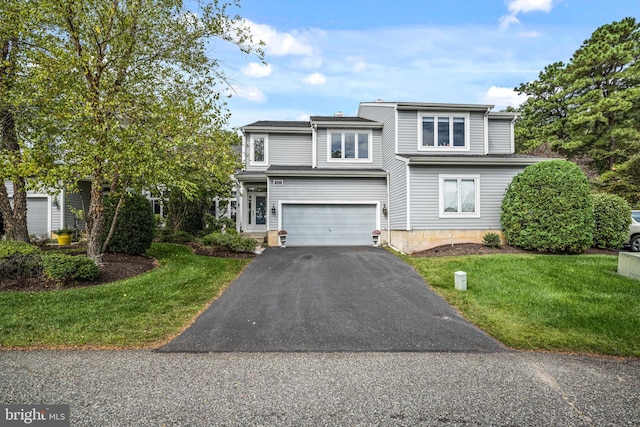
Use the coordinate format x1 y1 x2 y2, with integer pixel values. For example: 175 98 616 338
406 253 640 357
0 243 250 349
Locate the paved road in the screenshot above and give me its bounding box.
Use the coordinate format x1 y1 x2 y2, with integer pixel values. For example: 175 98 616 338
1 350 639 426
159 247 505 352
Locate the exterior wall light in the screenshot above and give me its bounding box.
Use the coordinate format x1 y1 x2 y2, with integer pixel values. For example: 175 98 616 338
271 204 277 215
382 204 388 216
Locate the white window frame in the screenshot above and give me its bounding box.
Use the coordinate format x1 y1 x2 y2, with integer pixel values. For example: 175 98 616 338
438 174 480 218
418 113 470 151
250 134 268 165
327 130 373 163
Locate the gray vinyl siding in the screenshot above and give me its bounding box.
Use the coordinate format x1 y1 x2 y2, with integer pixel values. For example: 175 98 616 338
315 128 383 169
244 131 312 171
65 182 91 230
359 104 406 230
268 133 313 166
397 110 485 155
488 119 513 154
267 176 387 230
409 165 523 230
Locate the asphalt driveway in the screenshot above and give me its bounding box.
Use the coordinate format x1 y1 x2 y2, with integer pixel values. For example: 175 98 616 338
158 246 507 352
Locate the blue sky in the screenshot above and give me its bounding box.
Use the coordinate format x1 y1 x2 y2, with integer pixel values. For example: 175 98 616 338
208 0 640 128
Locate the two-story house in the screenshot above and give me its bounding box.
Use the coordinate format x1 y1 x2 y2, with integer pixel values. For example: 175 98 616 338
237 100 546 253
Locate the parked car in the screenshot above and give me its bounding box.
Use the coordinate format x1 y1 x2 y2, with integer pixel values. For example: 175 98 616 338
630 211 640 252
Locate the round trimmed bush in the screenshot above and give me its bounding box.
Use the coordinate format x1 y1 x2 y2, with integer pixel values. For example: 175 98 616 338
501 160 594 254
592 193 631 249
43 253 100 285
103 192 156 255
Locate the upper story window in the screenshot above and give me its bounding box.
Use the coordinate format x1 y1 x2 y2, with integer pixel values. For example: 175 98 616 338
328 131 372 162
250 134 267 165
419 114 469 150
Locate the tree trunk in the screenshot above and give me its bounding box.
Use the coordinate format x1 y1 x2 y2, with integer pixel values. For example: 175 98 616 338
86 173 105 264
0 105 29 242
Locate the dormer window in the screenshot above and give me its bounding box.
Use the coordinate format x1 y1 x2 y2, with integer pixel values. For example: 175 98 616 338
250 134 267 164
419 114 469 150
328 131 372 162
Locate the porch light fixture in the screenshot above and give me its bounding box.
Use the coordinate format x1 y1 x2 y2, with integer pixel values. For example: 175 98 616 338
382 204 388 216
271 204 276 215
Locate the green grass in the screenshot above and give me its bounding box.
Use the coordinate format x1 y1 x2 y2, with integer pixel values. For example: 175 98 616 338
0 243 250 349
405 253 640 357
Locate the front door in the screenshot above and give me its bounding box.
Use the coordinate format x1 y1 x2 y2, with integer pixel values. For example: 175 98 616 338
247 192 267 230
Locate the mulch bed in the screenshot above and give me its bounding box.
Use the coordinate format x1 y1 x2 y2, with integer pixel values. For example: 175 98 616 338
0 243 255 293
189 243 257 259
411 243 620 257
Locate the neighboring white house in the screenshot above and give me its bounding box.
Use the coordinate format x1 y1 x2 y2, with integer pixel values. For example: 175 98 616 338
237 100 548 253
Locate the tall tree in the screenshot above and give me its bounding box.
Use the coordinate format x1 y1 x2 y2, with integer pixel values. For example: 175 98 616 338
0 0 40 242
515 17 640 204
31 0 261 262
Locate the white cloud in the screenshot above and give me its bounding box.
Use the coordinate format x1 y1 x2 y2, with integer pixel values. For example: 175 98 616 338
303 72 326 86
243 62 272 78
346 56 367 72
243 19 316 56
485 86 528 109
229 85 266 102
507 0 554 14
295 114 311 122
500 0 554 30
518 31 541 38
499 15 521 31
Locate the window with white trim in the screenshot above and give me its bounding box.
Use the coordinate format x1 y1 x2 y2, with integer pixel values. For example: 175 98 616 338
439 175 480 217
250 134 267 164
328 131 371 161
419 114 469 149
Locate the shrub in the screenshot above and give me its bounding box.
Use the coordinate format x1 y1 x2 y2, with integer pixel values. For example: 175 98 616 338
202 232 257 253
0 241 44 280
592 193 631 249
168 230 194 243
43 253 100 285
203 214 237 234
482 232 503 248
103 192 156 255
0 240 41 258
156 229 194 243
501 160 594 254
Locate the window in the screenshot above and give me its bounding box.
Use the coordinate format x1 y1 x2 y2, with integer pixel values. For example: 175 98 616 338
329 131 371 161
250 135 267 164
420 114 469 149
439 175 480 217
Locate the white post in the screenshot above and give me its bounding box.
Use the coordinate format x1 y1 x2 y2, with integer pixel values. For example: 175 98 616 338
455 271 467 291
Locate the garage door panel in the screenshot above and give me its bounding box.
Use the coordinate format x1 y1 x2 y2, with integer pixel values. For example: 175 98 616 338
282 204 376 246
26 198 48 236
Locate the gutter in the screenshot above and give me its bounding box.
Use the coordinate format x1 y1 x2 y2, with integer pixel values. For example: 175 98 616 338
484 106 491 155
265 169 388 178
405 156 549 166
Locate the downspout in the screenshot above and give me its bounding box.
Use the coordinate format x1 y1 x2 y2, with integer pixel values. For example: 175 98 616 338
510 115 517 154
484 107 491 155
311 123 317 168
386 171 391 248
60 188 65 230
240 129 247 166
237 181 244 233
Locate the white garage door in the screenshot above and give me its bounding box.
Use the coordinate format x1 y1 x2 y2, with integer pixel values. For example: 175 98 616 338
27 197 49 236
282 204 376 246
